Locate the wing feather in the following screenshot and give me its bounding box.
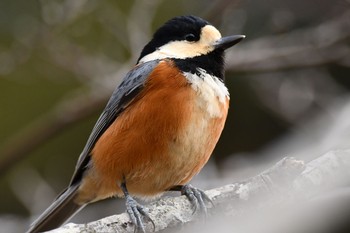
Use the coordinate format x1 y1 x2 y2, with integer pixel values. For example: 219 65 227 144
69 60 160 185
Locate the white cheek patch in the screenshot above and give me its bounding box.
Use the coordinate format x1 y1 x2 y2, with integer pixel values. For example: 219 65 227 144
184 68 229 117
139 41 207 63
200 25 221 45
139 25 222 63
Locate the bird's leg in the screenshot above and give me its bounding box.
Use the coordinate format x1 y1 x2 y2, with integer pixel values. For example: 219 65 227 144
169 184 213 215
120 182 155 233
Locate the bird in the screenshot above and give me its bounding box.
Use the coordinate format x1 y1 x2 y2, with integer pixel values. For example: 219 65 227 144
26 15 245 233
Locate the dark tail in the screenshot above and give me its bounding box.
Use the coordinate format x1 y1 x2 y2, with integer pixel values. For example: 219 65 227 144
26 184 85 233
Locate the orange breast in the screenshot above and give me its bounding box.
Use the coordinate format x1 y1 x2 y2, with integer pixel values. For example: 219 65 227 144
76 60 228 204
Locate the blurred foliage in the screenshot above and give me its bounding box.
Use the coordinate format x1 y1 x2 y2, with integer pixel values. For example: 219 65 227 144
0 0 349 228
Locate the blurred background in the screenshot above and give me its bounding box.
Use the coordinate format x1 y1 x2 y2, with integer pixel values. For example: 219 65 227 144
0 0 349 232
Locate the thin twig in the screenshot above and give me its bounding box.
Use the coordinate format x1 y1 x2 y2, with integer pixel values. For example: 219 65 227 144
226 11 350 73
0 88 106 176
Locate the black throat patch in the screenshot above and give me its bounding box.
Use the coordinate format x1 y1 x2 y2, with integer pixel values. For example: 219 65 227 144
173 49 225 81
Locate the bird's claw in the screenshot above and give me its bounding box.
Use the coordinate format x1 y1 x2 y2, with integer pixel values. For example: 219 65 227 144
180 184 213 216
125 195 155 233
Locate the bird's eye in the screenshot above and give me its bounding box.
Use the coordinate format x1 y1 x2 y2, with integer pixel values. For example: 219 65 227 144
184 33 196 42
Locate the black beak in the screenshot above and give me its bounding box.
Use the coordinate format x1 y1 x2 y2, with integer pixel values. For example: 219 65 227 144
214 35 245 50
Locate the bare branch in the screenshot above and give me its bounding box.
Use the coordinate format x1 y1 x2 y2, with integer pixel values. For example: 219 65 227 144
226 11 350 73
45 150 350 233
0 88 107 176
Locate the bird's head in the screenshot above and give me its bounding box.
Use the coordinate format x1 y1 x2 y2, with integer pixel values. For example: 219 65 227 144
137 15 245 64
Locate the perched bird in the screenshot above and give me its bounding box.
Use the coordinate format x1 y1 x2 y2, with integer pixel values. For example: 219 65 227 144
27 15 244 233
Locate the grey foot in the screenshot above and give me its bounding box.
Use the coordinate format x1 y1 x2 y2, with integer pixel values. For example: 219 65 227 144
121 182 155 232
170 184 213 215
125 195 154 232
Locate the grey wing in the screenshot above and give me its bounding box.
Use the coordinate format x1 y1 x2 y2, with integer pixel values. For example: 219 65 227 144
69 60 160 185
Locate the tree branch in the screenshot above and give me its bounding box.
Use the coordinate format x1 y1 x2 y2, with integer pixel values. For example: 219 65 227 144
46 149 350 233
226 11 350 73
0 88 107 176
